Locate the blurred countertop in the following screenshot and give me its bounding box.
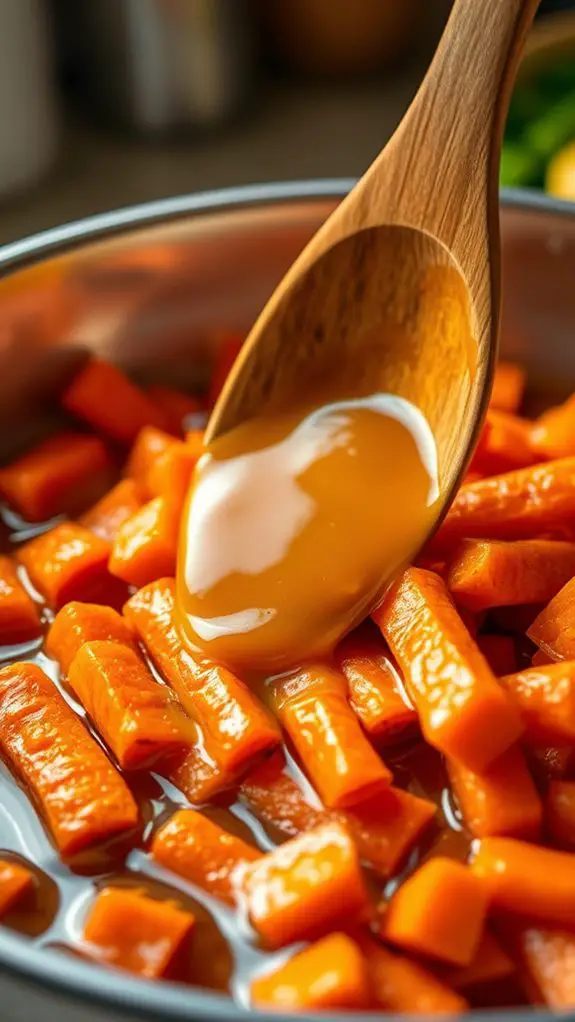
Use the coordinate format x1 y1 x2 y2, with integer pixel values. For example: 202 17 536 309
0 70 423 245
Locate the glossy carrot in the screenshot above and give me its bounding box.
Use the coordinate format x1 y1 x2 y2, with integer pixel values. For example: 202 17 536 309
124 579 280 776
239 754 323 840
18 522 125 611
47 601 136 675
476 635 518 676
0 861 33 917
270 666 392 809
448 539 575 612
146 439 202 506
83 887 194 979
490 361 526 413
447 746 542 839
499 662 575 743
381 857 488 966
126 426 176 497
68 641 187 770
109 497 180 588
501 924 575 1008
335 632 418 741
446 930 515 991
358 936 468 1015
0 432 114 523
165 723 233 803
374 568 522 771
474 410 535 475
0 662 138 855
146 385 202 436
81 479 143 543
531 393 575 460
545 781 575 847
61 358 166 445
0 555 41 644
471 837 575 925
151 809 260 904
528 578 575 660
251 933 371 1011
238 820 370 948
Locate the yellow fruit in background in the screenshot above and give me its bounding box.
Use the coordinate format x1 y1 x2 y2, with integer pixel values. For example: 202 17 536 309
546 142 575 201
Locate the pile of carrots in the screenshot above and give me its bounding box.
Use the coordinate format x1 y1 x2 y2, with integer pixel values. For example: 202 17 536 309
2 348 575 1013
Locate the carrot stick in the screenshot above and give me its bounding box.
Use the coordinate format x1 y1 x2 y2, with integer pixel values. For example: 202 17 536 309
47 601 136 675
0 662 138 855
83 887 194 978
126 426 176 497
471 837 575 925
239 754 323 840
490 362 526 413
499 662 575 743
0 860 33 917
445 930 515 991
0 432 114 523
151 809 260 904
447 539 575 612
531 393 575 460
474 411 535 475
380 857 488 966
237 820 370 948
68 640 187 770
165 722 233 803
500 923 575 1008
374 568 522 771
251 932 371 1011
358 936 468 1015
146 385 202 436
0 555 41 645
124 579 280 776
545 781 575 848
476 635 518 676
109 497 180 588
81 479 143 543
61 358 166 445
447 746 542 839
335 632 418 742
270 666 392 809
18 522 126 611
528 578 575 660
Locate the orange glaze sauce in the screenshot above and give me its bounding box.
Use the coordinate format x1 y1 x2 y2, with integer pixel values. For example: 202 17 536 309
176 395 440 674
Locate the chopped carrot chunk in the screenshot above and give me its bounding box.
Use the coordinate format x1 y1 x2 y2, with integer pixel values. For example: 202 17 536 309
531 393 575 459
447 745 542 839
47 601 136 674
240 754 323 840
165 722 233 803
335 632 417 741
0 662 137 855
81 479 143 543
251 933 370 1011
124 579 280 776
0 432 114 523
18 522 125 611
83 887 194 978
270 666 392 809
146 439 201 506
446 930 515 990
238 820 370 949
61 358 166 445
545 781 575 848
109 497 180 588
528 578 575 660
126 427 176 497
448 539 575 612
151 809 260 904
0 860 33 917
380 857 488 966
146 385 202 436
0 555 41 644
68 641 187 770
476 635 518 676
499 662 575 743
374 568 522 771
501 923 575 1008
490 361 526 413
471 837 575 926
358 935 468 1014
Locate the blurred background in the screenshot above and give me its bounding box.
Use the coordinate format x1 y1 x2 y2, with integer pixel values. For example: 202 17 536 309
0 0 574 245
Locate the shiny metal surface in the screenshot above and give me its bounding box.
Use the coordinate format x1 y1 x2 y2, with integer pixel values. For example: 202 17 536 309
0 181 574 1022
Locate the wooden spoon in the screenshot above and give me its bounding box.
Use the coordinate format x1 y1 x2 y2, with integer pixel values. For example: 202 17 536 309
205 0 539 513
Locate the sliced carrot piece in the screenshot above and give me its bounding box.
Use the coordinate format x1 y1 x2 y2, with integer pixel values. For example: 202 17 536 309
165 723 233 803
18 522 125 611
146 439 201 506
545 781 575 848
499 662 575 743
0 860 33 917
501 924 575 1008
476 635 518 676
81 479 143 543
474 411 535 475
374 568 522 771
448 539 575 612
0 432 114 523
61 358 166 445
239 754 323 839
0 555 41 645
358 935 468 1015
381 857 488 966
251 932 370 1011
146 385 202 436
109 497 180 588
446 930 515 990
531 393 575 460
471 837 575 925
83 887 194 978
335 632 417 742
490 361 526 413
238 820 370 949
447 745 542 839
124 579 280 776
528 578 575 660
0 662 138 855
68 641 187 771
125 426 176 497
151 809 260 904
47 601 136 675
270 666 392 809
